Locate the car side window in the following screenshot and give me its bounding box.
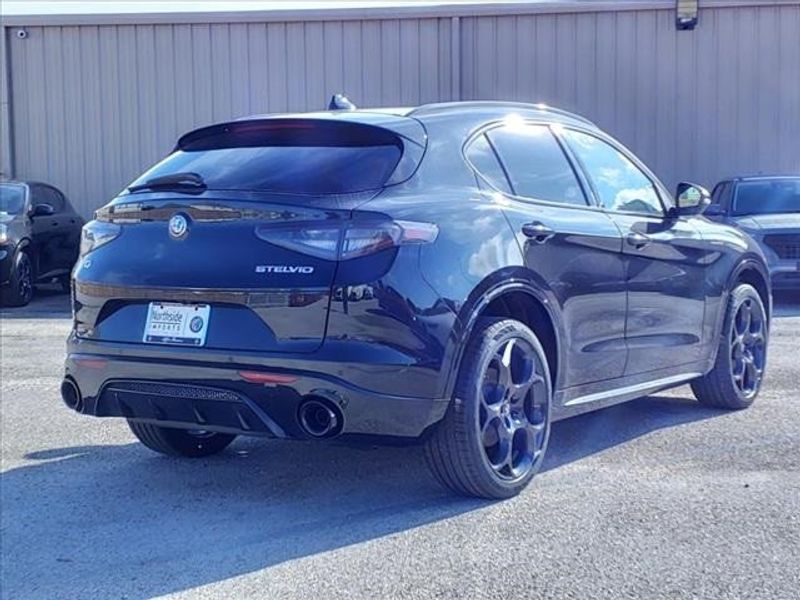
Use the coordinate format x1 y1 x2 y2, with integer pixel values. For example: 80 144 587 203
563 129 663 216
465 134 512 194
711 182 726 203
31 185 65 213
486 124 588 206
718 182 732 208
711 183 724 204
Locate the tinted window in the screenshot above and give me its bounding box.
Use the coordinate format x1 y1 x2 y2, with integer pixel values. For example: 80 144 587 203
31 185 65 212
0 183 27 215
711 182 732 208
733 179 800 215
465 134 511 194
487 124 587 205
564 130 663 215
129 120 403 196
711 183 724 203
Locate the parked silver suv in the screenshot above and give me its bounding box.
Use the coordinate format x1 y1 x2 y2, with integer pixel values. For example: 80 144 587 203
708 176 800 290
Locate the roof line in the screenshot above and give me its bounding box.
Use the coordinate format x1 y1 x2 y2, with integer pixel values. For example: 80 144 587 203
732 174 800 181
409 100 596 127
3 1 794 27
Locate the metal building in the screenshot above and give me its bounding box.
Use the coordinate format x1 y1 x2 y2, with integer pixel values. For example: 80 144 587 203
2 1 799 218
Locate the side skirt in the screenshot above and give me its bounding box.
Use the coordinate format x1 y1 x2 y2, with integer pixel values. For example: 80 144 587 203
552 366 710 422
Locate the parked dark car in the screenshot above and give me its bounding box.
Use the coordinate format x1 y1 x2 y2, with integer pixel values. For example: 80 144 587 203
707 175 800 290
62 101 771 498
0 180 83 306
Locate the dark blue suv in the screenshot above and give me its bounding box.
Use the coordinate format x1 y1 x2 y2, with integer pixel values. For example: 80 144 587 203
63 102 771 498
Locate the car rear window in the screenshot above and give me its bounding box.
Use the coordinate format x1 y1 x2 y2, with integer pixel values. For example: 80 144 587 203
129 119 404 196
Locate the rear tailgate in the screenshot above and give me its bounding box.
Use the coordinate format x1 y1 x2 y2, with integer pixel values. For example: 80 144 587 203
74 116 426 353
78 198 350 353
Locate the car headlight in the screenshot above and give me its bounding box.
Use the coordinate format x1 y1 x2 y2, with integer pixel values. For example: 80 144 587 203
80 220 121 258
0 223 7 244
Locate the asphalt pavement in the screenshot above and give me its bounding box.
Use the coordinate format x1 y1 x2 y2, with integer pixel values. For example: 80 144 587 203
1 290 799 599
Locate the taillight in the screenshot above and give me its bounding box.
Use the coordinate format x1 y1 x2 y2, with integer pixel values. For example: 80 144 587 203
255 220 438 260
79 220 122 258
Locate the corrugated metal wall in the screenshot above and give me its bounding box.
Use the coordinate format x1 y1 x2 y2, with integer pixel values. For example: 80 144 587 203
5 18 454 215
460 5 800 199
4 3 800 217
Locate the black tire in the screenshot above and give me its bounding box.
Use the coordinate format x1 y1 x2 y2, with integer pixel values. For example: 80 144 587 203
1 251 34 307
424 318 552 499
691 283 768 410
127 420 236 458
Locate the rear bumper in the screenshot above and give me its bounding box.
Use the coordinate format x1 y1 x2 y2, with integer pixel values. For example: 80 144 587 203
64 336 449 439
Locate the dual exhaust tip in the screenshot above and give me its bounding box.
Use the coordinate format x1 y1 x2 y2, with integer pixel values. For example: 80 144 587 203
60 378 83 413
297 397 343 439
61 378 343 439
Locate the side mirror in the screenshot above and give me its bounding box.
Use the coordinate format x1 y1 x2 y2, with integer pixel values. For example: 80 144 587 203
673 182 711 216
30 203 55 217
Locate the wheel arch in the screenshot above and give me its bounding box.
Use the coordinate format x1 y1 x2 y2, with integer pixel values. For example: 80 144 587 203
729 258 771 321
13 237 36 275
14 236 33 257
447 278 564 399
708 258 772 354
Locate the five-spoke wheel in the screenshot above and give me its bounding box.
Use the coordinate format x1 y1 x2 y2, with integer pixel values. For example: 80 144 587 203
1 251 34 307
729 297 766 398
692 283 768 409
479 338 548 480
425 318 552 499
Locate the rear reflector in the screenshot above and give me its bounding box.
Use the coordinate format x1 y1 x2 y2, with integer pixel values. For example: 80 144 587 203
238 371 298 385
74 358 108 370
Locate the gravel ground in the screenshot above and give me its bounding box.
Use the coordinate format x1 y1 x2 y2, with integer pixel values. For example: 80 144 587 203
2 290 799 599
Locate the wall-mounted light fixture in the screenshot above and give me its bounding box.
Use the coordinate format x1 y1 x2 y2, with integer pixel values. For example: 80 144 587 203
676 0 699 30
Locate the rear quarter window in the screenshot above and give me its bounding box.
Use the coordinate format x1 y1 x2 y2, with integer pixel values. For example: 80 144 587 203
465 134 512 194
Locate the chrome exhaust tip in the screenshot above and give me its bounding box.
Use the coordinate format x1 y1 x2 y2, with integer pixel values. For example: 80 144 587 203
60 378 83 412
297 397 343 439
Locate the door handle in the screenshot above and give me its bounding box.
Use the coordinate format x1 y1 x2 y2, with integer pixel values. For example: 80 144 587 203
522 222 555 244
626 231 651 249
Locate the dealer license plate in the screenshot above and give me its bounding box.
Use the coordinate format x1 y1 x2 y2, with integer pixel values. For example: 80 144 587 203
143 302 211 346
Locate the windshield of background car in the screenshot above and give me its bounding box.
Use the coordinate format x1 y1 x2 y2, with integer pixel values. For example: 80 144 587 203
734 179 800 215
128 119 404 196
0 183 27 215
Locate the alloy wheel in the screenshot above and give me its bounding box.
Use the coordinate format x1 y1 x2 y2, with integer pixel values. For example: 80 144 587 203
17 256 33 304
730 297 766 398
478 337 549 480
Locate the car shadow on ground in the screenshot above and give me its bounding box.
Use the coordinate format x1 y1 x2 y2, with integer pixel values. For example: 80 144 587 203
3 393 724 598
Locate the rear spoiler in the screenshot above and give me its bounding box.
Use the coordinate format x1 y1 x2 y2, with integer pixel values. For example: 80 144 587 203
176 116 427 188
